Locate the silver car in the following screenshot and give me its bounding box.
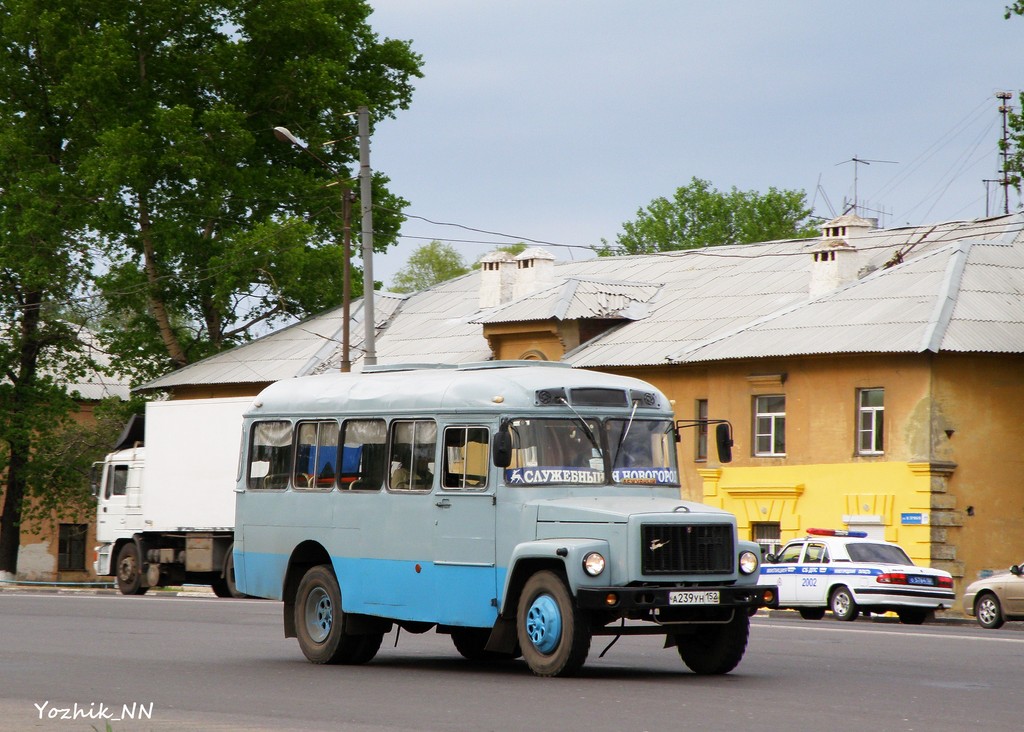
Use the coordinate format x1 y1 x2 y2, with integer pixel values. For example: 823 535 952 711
962 563 1024 629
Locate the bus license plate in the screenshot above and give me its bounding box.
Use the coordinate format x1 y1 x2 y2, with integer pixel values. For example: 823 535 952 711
669 590 720 605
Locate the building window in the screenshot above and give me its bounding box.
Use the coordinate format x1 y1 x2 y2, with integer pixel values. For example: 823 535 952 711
751 522 781 556
58 524 87 571
858 388 884 455
754 395 786 456
695 399 708 461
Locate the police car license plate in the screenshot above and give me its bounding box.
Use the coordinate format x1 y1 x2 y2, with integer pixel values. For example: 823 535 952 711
669 590 719 605
908 576 934 586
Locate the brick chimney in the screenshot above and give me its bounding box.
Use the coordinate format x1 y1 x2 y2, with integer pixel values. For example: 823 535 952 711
478 250 516 308
512 247 556 300
809 213 874 298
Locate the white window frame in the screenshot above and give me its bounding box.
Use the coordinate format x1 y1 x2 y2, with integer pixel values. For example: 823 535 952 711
857 388 884 455
754 395 786 457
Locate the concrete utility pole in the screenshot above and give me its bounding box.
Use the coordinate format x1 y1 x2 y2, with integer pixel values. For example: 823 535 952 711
996 92 1014 215
358 106 377 366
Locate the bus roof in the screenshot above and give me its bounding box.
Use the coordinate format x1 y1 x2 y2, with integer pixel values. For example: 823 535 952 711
247 361 671 419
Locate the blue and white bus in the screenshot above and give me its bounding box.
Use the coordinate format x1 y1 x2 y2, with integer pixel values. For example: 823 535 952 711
233 361 775 677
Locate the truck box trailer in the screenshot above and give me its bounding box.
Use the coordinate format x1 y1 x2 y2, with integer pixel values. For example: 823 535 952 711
92 396 253 596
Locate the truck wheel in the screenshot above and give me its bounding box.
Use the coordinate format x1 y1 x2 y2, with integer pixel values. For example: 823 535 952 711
830 586 858 621
516 570 591 677
211 548 244 598
115 543 148 596
675 611 749 675
295 564 382 665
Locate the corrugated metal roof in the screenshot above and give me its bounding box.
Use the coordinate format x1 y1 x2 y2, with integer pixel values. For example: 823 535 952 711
472 278 662 324
137 212 1024 388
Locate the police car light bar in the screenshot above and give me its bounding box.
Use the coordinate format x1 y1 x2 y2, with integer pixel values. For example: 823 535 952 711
806 528 869 538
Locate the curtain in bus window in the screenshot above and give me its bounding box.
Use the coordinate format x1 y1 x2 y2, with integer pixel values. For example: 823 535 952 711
442 427 489 490
294 421 339 490
248 420 293 490
341 418 386 491
390 420 437 491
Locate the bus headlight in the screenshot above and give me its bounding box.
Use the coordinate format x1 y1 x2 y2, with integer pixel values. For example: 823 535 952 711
582 552 606 577
739 550 759 575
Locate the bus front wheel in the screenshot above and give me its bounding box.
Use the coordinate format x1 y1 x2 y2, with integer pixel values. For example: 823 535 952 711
294 564 382 665
516 570 591 677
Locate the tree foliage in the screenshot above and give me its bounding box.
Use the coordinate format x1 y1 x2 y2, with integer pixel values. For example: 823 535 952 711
1003 9 1024 198
390 241 470 293
73 0 423 381
600 177 819 256
0 0 113 576
0 0 422 575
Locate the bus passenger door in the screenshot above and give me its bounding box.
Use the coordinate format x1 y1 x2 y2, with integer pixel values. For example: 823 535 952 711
432 427 498 627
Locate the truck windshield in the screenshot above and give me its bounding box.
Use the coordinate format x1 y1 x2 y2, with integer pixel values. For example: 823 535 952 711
504 417 679 486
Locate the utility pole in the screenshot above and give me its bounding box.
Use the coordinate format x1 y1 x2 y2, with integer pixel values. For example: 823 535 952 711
997 91 1013 215
340 189 356 372
358 106 377 366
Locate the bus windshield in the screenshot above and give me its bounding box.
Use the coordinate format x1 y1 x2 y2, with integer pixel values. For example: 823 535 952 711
504 417 679 486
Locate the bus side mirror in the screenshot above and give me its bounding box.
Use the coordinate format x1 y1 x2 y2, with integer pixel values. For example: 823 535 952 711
492 424 512 468
715 423 733 464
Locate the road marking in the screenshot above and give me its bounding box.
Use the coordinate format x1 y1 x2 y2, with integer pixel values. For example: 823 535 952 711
752 618 1024 644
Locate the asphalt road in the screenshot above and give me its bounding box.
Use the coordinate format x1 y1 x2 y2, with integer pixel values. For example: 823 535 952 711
1 590 1021 731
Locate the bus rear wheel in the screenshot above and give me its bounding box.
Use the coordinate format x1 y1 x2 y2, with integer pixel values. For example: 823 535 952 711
295 564 382 664
516 570 591 677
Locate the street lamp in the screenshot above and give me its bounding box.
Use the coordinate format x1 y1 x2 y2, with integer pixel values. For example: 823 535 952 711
273 107 377 369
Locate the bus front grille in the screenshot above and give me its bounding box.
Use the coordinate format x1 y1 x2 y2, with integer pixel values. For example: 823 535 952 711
641 524 734 575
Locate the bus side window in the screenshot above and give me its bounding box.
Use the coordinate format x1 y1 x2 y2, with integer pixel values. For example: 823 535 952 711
294 421 339 491
442 427 489 490
389 420 437 492
340 419 386 491
248 421 293 490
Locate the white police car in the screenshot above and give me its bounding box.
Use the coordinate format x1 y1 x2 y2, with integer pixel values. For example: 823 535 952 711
758 529 955 624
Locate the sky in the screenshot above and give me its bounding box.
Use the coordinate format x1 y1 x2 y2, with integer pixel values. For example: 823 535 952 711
363 1 1022 287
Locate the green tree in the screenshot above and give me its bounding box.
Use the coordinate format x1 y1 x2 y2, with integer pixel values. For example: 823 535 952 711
390 241 470 293
0 0 422 576
1002 8 1023 198
600 177 819 256
473 243 527 266
77 0 422 381
0 0 111 578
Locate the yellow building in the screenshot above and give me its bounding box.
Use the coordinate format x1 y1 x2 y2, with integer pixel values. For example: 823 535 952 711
141 213 1024 599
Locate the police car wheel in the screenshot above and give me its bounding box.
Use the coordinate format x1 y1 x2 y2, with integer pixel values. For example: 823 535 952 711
516 570 591 677
975 593 1005 630
830 586 858 621
798 608 826 620
295 564 382 665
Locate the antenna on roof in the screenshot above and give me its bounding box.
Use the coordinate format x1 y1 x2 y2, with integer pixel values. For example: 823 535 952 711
835 155 897 216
